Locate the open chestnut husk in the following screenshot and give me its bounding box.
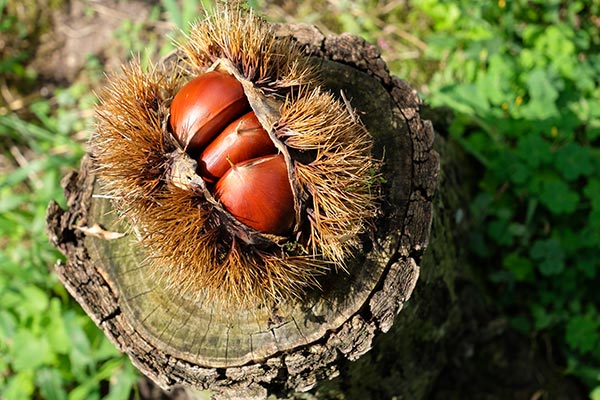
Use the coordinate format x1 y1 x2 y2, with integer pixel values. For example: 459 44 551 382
92 7 380 308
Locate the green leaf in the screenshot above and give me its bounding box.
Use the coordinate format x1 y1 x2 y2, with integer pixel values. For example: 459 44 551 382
519 48 537 70
68 379 98 400
534 25 576 79
0 192 29 214
10 329 54 371
487 219 514 246
0 310 17 341
503 253 534 281
591 386 600 400
530 238 565 275
584 212 600 245
434 83 490 116
516 133 552 168
161 0 184 28
508 160 532 186
586 120 600 140
476 53 512 105
419 1 461 31
20 284 50 317
425 33 458 59
537 176 580 214
93 331 122 361
46 299 72 355
508 222 527 237
67 358 128 400
565 314 600 354
3 371 35 400
64 312 94 380
521 68 560 119
559 228 583 253
555 143 593 181
584 179 600 210
531 304 556 330
490 152 530 185
0 153 80 191
457 130 491 166
104 362 137 400
37 368 67 400
577 256 597 279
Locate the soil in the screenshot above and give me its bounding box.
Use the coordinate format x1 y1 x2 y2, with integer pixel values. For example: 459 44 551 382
32 0 164 83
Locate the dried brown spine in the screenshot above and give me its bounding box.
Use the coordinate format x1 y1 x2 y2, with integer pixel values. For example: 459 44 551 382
91 5 380 310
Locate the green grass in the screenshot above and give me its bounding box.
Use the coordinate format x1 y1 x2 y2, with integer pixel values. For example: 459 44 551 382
0 1 144 398
0 70 139 400
1 0 599 398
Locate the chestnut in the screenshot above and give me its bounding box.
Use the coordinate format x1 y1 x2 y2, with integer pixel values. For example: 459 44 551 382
215 154 294 235
198 111 276 182
93 6 381 308
169 71 249 153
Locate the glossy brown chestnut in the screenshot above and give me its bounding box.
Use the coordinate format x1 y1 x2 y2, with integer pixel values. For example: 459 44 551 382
215 154 294 235
198 111 276 182
169 71 249 153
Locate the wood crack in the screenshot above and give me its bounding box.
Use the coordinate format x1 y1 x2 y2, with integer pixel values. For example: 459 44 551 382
100 306 121 324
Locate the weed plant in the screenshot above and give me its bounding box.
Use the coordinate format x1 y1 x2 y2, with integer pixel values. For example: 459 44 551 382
0 1 147 399
415 0 600 396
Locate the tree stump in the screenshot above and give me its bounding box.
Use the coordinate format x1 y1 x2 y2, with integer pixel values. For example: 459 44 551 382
46 23 438 399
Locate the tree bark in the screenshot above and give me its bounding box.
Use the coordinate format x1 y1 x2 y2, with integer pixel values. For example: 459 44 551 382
46 24 439 399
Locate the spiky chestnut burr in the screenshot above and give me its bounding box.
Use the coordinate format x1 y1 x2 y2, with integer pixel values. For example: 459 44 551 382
91 5 380 309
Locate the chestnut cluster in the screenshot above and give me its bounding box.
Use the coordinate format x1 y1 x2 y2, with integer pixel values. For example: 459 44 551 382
169 71 294 236
92 5 380 307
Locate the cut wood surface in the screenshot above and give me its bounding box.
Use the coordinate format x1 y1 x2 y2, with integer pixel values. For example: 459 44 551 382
46 23 438 399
